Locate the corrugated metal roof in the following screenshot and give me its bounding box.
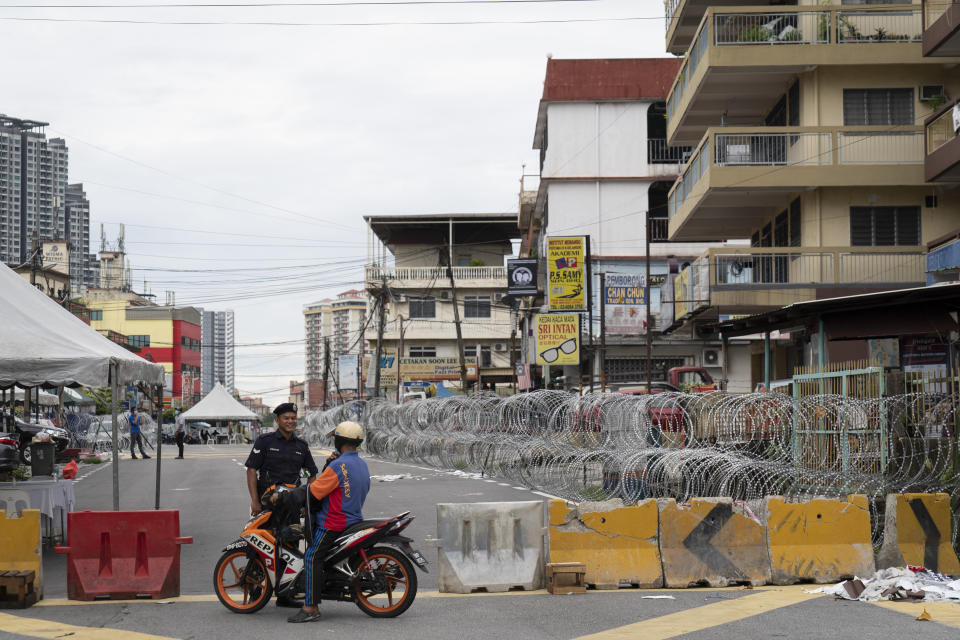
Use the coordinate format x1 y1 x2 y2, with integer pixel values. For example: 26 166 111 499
541 58 682 103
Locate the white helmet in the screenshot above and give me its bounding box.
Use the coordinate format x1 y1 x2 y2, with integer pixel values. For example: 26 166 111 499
334 421 364 442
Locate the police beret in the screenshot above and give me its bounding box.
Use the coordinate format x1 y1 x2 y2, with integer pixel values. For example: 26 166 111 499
273 402 298 416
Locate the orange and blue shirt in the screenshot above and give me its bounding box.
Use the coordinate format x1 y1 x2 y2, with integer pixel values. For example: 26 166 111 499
309 451 370 532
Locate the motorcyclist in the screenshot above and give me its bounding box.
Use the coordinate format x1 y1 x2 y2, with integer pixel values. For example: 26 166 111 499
245 402 317 608
276 421 370 624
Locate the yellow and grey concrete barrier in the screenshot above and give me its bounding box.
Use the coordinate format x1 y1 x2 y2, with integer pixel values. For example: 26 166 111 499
0 509 43 600
877 493 960 575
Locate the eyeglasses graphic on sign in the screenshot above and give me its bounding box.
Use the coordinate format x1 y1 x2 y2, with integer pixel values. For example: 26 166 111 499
539 338 577 364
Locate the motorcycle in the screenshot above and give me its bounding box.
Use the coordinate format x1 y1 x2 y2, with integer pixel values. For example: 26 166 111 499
213 487 429 618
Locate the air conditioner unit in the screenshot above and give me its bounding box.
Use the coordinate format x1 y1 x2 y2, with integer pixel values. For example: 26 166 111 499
439 291 450 300
920 85 945 102
397 294 406 303
494 343 506 352
702 348 722 368
494 293 505 303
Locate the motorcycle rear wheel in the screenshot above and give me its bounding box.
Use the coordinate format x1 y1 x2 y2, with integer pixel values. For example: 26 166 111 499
352 546 418 618
214 549 273 613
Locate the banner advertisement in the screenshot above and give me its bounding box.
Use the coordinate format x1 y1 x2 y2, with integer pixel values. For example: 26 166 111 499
338 354 359 390
364 348 398 389
604 273 647 335
674 267 692 319
399 357 478 382
507 258 539 296
547 236 586 311
535 313 580 366
41 241 70 275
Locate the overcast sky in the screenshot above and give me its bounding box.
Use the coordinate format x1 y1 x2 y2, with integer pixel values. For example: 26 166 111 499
2 0 670 406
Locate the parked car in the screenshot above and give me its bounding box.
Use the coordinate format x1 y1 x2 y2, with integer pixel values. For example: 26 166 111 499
11 417 70 464
0 432 19 472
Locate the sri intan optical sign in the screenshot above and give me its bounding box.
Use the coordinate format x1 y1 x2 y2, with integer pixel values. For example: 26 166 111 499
535 314 580 366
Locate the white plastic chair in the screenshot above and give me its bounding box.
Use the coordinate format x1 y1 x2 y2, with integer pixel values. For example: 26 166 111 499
0 489 31 517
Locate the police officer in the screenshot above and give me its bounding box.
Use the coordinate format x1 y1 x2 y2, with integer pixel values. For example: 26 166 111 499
245 402 318 516
245 402 318 608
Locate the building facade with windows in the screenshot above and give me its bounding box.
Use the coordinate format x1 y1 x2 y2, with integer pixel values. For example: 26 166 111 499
662 0 960 376
0 115 69 274
85 299 203 407
303 289 367 406
64 183 93 292
363 213 517 393
201 309 235 395
526 58 753 390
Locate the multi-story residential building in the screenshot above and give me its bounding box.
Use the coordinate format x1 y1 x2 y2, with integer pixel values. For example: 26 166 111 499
303 289 367 404
85 297 203 407
64 184 92 292
923 0 960 183
201 309 235 395
0 115 69 275
662 0 960 378
528 58 753 390
363 213 517 394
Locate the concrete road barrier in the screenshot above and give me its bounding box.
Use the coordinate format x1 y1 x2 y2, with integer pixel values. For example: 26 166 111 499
548 499 663 589
436 501 545 593
877 493 960 575
766 495 874 585
659 498 770 588
0 510 43 600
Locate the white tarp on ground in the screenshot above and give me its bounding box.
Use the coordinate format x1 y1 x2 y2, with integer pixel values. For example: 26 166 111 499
0 262 165 388
806 567 960 602
179 382 260 422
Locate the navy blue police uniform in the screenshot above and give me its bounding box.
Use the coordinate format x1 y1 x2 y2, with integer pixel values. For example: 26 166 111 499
245 430 319 498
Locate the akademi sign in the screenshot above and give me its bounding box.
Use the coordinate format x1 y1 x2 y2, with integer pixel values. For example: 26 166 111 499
41 241 70 275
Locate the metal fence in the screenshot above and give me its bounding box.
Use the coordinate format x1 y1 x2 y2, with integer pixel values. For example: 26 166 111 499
714 11 828 45
714 133 832 166
647 139 691 165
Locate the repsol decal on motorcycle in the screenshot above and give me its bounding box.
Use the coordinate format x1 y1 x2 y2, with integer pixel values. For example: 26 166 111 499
223 539 248 552
244 533 274 556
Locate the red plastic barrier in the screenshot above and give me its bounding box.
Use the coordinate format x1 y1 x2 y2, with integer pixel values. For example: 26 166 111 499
55 510 193 600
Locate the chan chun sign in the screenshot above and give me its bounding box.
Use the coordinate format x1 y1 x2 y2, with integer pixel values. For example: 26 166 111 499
546 236 586 311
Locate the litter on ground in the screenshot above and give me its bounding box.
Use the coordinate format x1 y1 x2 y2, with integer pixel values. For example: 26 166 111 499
805 567 960 603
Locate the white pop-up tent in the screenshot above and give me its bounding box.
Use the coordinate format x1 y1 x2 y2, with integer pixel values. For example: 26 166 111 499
0 262 165 509
180 383 260 422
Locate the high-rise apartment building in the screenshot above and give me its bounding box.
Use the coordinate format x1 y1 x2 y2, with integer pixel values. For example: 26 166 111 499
0 114 69 274
661 0 960 379
201 309 235 395
304 290 367 404
64 183 92 292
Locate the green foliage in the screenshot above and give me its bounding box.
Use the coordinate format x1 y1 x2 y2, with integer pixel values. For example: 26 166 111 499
927 94 949 112
80 457 103 464
86 387 120 415
162 408 177 422
781 29 803 42
11 466 29 481
468 258 486 267
740 25 774 42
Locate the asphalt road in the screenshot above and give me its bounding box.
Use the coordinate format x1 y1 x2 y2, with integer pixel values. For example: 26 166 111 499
3 442 960 640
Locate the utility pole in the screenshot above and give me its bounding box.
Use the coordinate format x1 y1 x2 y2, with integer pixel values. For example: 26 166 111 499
322 337 331 409
599 272 607 392
442 249 469 393
585 235 594 393
30 229 40 288
645 213 654 390
372 277 388 396
397 315 406 403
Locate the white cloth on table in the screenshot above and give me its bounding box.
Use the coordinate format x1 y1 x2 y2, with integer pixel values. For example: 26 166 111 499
0 478 75 539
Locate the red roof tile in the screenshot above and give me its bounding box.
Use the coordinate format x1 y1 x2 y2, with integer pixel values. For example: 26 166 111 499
541 58 682 102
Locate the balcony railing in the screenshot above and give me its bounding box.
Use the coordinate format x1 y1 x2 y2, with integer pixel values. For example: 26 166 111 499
668 7 923 122
924 0 955 28
649 218 670 242
648 138 692 164
667 247 926 319
365 265 507 282
669 127 923 220
926 100 959 154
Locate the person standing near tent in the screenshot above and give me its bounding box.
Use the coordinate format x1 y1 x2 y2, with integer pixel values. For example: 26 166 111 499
128 406 150 460
175 409 186 459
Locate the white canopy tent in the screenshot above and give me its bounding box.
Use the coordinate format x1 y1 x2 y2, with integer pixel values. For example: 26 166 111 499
0 262 165 509
12 389 59 406
0 263 164 389
180 383 260 422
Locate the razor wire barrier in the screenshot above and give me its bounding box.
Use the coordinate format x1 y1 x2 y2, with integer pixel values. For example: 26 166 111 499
304 391 960 545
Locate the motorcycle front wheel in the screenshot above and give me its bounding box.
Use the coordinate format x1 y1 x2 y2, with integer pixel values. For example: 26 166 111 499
214 549 273 613
352 546 418 618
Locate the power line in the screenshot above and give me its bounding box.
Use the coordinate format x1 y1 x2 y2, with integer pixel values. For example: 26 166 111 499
0 14 650 25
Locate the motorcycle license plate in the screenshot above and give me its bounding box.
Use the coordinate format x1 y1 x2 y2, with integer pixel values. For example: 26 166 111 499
410 550 428 569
